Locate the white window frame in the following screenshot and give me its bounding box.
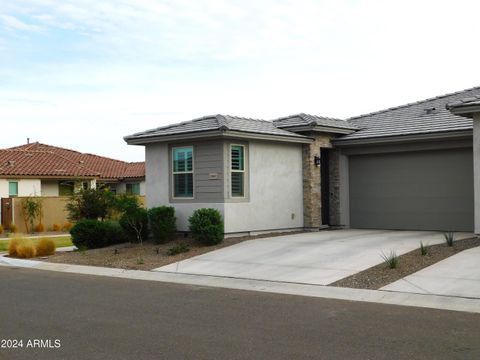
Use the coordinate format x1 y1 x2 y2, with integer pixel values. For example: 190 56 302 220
230 144 246 198
172 146 194 199
8 181 18 197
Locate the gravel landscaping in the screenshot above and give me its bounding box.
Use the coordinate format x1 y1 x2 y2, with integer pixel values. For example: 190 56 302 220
330 237 480 290
37 231 305 271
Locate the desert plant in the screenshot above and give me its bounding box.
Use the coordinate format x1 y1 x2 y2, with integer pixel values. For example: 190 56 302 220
34 223 45 233
70 219 127 249
0 224 3 235
420 241 428 256
36 238 56 256
444 232 454 247
66 188 115 221
167 242 190 256
62 222 73 231
189 208 224 246
15 239 36 258
148 206 176 244
8 237 23 257
21 197 43 233
9 223 17 233
381 250 398 269
136 257 144 265
119 208 149 244
52 223 62 232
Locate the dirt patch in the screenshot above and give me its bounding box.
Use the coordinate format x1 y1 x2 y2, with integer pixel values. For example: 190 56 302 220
330 237 480 290
38 231 307 271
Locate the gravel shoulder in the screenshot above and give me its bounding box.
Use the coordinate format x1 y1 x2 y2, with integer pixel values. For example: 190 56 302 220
330 237 480 290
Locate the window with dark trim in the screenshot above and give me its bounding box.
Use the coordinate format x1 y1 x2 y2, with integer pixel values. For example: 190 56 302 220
126 183 140 195
230 145 245 197
172 147 194 198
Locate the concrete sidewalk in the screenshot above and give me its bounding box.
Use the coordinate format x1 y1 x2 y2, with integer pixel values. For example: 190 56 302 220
382 247 480 298
155 229 473 285
1 255 479 314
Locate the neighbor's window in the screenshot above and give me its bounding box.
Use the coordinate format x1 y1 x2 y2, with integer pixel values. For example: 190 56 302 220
172 147 194 198
8 181 18 197
126 183 140 195
230 145 245 197
59 181 74 196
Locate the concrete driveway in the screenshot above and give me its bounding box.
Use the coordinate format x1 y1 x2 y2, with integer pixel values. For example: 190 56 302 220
155 229 473 285
382 246 480 298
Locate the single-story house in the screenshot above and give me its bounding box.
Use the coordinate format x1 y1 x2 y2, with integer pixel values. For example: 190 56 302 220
0 142 145 198
125 86 480 235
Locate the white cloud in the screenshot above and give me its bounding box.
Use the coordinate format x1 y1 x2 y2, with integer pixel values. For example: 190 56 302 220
0 0 479 160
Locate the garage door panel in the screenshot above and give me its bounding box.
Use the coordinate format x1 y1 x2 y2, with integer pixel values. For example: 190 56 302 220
349 148 474 231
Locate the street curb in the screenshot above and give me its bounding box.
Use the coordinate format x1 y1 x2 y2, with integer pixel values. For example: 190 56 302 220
1 257 479 314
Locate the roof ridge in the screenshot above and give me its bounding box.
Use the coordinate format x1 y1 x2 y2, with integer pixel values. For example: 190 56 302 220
347 85 480 121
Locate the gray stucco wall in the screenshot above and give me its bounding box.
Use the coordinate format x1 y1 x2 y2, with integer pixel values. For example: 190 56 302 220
145 138 304 233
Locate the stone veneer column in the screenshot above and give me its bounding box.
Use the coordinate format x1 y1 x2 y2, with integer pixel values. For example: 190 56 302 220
302 133 333 229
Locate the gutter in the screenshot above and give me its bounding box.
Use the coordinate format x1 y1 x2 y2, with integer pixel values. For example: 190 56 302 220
333 130 473 147
124 129 313 145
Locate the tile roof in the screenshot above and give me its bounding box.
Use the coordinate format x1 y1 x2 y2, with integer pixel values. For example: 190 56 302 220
337 86 480 141
273 113 358 130
0 142 145 180
124 114 310 142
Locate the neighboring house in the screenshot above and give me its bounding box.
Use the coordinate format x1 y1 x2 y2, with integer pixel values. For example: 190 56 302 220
125 86 480 235
0 142 145 198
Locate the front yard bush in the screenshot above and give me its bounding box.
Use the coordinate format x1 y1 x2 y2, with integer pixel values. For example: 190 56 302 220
36 238 56 256
15 239 37 258
119 208 149 244
70 219 126 249
189 208 224 246
148 206 176 244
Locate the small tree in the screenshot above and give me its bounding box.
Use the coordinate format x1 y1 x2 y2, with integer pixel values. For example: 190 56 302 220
21 197 43 233
66 188 115 221
119 208 149 244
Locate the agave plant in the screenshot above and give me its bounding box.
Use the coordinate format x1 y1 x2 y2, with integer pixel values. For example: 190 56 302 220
444 232 454 247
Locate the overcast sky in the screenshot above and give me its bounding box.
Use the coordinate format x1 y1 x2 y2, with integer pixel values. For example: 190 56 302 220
1 1 479 161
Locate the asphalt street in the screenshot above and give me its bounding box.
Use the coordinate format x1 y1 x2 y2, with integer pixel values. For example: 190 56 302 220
0 266 479 360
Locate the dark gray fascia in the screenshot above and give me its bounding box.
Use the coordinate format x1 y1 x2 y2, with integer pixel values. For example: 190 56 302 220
448 105 480 118
125 129 313 145
333 130 473 147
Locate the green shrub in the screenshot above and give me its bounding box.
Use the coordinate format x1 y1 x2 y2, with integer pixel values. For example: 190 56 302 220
66 188 115 221
148 206 176 244
119 208 149 243
70 219 126 249
189 208 224 246
167 242 189 256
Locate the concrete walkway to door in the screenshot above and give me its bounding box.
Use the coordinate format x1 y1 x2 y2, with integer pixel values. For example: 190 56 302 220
155 229 473 285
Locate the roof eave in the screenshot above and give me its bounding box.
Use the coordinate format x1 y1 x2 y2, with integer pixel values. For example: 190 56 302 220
448 104 480 118
333 130 473 147
276 124 357 135
125 129 313 145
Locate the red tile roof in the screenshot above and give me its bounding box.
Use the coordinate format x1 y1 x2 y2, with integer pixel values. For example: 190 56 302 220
0 142 145 180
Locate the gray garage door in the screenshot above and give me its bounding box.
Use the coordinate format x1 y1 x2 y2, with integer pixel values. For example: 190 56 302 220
349 148 474 231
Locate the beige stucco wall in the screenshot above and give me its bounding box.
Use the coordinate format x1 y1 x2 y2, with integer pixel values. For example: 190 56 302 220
0 179 41 198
